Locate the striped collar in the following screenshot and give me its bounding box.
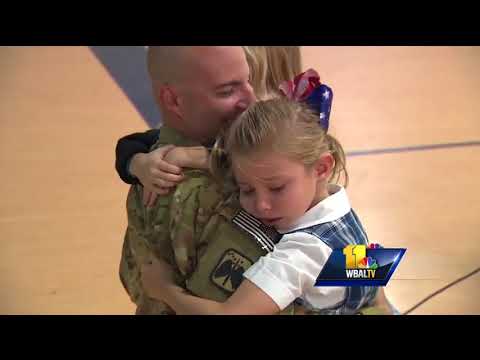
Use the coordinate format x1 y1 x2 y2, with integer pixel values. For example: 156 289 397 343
232 210 282 253
231 184 351 252
278 184 351 234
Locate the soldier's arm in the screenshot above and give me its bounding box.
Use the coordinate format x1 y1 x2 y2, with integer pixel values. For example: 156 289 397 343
120 185 177 314
119 227 145 304
168 175 223 277
119 185 153 302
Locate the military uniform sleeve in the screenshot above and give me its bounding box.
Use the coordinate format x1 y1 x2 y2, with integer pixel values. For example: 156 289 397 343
115 128 161 185
119 184 175 314
119 185 150 288
169 172 224 277
119 227 143 304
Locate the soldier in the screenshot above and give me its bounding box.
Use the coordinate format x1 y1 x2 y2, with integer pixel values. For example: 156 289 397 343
119 46 254 314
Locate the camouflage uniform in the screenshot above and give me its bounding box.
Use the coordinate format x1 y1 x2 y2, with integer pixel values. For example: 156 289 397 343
119 126 197 314
119 126 293 314
119 126 392 315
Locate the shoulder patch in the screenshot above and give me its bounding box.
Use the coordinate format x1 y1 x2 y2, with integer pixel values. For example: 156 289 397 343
232 209 282 252
210 249 254 294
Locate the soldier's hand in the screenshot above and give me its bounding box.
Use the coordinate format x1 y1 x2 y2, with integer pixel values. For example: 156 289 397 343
129 145 185 199
143 190 159 208
141 257 176 301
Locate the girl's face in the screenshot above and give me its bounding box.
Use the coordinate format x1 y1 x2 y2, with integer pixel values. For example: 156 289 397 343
233 151 328 231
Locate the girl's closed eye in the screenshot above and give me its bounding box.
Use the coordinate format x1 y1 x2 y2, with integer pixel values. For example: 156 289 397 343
240 187 254 195
270 185 285 193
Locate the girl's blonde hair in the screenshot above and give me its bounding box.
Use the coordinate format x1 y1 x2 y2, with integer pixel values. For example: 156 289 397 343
242 46 302 99
212 98 348 187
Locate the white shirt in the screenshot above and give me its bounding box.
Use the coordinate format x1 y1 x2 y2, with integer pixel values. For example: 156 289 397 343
243 184 351 311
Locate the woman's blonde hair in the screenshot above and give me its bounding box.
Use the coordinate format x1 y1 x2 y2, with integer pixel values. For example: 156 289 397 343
242 46 302 99
210 46 305 184
212 98 348 187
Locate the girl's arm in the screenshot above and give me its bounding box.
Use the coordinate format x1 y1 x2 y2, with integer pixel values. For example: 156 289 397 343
140 146 210 207
164 146 210 171
141 257 280 315
162 279 280 315
115 129 160 185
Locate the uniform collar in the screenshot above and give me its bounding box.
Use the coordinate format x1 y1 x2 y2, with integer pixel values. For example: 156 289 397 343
156 125 202 148
278 184 351 234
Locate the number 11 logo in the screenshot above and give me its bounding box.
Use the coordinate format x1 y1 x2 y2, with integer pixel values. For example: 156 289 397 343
343 245 366 269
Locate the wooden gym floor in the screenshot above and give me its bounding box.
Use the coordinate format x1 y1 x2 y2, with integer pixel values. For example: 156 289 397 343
1 46 478 314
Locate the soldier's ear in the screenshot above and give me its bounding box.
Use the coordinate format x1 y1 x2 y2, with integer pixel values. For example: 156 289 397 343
157 84 182 118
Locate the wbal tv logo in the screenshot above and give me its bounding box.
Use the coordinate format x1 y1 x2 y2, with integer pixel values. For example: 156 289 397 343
344 244 379 279
315 243 406 287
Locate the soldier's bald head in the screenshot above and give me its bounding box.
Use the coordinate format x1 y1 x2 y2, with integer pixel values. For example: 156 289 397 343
147 46 192 85
147 46 254 142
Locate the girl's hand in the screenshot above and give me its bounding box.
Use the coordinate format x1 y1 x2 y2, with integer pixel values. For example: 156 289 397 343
141 146 209 208
129 145 185 206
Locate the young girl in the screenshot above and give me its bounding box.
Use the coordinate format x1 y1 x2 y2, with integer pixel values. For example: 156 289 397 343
141 98 379 315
